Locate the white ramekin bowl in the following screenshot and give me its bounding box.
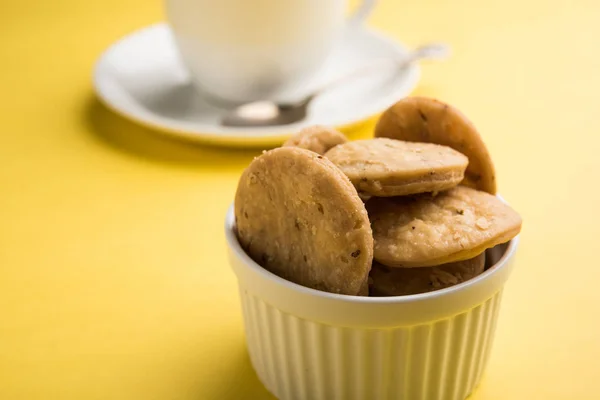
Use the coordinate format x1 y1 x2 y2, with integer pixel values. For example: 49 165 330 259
225 205 519 400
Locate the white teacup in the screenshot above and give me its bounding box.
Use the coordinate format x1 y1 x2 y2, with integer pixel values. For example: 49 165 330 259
164 0 377 104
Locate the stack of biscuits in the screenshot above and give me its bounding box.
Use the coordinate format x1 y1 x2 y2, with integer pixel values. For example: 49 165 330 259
234 97 522 296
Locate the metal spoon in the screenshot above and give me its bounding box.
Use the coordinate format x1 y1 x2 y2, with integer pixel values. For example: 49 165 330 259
221 43 450 127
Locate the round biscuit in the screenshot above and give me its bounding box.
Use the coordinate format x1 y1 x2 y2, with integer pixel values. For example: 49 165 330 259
324 138 468 197
283 125 348 155
235 147 373 295
369 252 486 296
375 96 497 194
367 186 521 267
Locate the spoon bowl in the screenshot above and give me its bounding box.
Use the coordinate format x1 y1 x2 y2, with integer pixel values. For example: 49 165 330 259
221 43 449 128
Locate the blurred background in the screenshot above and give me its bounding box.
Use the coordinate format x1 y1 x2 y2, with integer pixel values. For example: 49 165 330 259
1 0 599 399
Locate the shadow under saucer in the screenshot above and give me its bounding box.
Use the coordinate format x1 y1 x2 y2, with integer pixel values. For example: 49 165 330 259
82 95 261 171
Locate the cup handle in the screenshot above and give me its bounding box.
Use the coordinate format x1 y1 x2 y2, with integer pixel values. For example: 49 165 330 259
347 0 377 27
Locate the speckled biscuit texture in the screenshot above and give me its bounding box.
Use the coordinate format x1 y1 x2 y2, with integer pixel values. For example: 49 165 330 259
283 125 348 155
235 147 373 295
369 252 486 296
367 186 521 267
325 138 468 196
375 97 497 194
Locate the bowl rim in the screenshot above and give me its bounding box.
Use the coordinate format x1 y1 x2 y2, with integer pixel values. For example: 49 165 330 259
225 203 519 305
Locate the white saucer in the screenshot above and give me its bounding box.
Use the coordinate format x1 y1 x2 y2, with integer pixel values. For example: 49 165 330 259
93 23 420 147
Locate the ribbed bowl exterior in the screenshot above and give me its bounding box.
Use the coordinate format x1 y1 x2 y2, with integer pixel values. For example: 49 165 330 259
225 205 517 400
239 287 503 400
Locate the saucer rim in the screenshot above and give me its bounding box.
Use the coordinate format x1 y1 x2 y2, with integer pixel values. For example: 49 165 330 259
92 22 421 147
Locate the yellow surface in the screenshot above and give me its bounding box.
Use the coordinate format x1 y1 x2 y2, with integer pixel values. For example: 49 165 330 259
1 0 600 398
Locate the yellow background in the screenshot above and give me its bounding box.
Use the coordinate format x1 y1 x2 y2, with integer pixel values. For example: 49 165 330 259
1 0 599 398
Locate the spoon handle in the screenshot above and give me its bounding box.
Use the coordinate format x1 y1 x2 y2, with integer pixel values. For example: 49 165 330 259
306 43 450 101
